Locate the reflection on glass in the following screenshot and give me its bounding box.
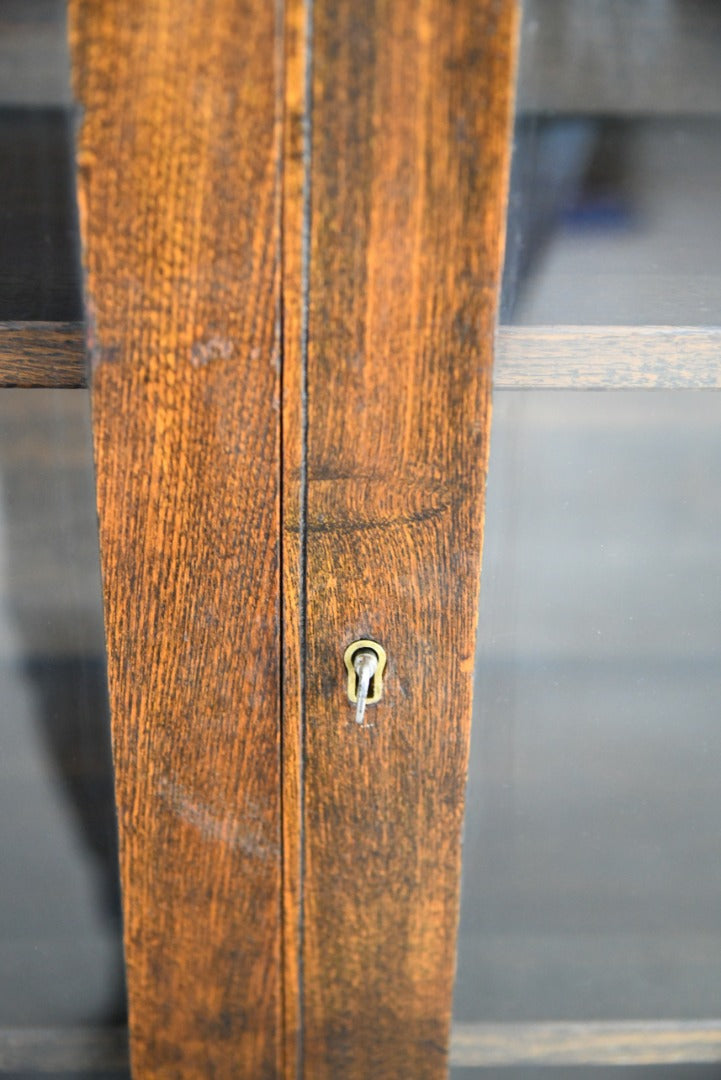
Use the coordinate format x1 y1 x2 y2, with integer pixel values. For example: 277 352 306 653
502 0 721 326
456 392 721 1031
0 391 126 1034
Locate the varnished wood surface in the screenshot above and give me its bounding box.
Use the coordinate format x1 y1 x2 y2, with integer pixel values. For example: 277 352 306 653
495 325 721 388
0 322 85 386
450 1020 721 1067
281 0 309 1075
297 2 517 1076
69 1 283 1076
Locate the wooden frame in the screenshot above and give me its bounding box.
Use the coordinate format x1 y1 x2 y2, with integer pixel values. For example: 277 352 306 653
67 0 516 1075
287 2 516 1076
70 0 284 1074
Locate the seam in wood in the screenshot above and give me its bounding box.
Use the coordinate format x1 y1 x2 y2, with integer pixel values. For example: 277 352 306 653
298 1 314 1076
276 0 290 1072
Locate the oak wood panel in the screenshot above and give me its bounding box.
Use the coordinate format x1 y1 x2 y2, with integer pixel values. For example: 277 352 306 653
450 1021 721 1067
495 325 721 388
69 1 283 1076
0 322 85 387
300 2 517 1076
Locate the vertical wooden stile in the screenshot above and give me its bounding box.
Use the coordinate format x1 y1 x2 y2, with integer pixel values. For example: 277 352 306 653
69 1 284 1075
299 1 518 1076
70 0 516 1074
281 0 309 1074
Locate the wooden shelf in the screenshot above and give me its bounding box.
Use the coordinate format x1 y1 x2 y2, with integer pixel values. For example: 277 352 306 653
450 1020 721 1068
0 321 85 387
495 325 721 389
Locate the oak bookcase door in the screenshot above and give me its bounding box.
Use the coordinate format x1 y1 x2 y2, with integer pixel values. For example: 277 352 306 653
9 1 721 1078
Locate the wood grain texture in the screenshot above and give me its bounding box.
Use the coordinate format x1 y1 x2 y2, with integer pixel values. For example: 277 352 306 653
69 1 283 1076
0 322 85 386
299 2 517 1076
496 325 721 388
281 0 309 1074
450 1021 721 1067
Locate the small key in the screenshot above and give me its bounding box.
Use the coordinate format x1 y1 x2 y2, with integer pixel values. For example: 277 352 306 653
353 649 379 726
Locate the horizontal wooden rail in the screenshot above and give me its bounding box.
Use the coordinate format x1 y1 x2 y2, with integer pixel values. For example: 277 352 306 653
495 325 721 389
0 321 85 387
450 1020 721 1067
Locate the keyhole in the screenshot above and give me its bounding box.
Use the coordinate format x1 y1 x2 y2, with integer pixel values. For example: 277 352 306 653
343 639 387 726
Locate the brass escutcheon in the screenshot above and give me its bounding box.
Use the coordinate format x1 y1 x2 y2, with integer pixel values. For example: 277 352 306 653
343 639 387 708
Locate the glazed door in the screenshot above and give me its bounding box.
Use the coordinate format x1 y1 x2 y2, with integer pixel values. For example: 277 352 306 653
7 2 721 1078
0 0 518 1074
452 1 721 1076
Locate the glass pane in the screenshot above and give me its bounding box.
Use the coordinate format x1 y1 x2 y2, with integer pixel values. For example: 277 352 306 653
502 0 721 326
0 391 126 1037
0 106 81 322
0 0 80 323
0 4 129 1073
0 0 72 108
450 1069 721 1080
454 390 721 1067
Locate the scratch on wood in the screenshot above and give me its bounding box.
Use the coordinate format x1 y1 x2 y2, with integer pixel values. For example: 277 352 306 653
159 777 280 861
190 336 235 368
